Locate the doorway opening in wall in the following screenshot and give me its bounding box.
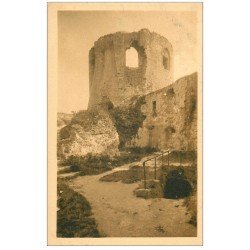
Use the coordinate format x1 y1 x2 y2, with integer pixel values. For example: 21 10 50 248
152 101 157 117
126 47 139 68
163 170 193 199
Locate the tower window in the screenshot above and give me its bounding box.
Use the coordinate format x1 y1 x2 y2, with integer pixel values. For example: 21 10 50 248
126 47 139 68
162 48 170 70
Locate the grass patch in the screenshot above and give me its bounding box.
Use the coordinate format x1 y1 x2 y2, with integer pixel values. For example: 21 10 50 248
63 154 113 175
62 147 157 176
100 165 143 184
100 165 160 184
57 181 101 238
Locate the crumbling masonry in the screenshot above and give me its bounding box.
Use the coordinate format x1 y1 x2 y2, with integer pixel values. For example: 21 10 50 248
87 29 197 152
88 29 174 108
57 29 197 159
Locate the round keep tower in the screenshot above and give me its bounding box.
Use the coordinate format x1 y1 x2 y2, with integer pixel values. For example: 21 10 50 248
88 29 174 109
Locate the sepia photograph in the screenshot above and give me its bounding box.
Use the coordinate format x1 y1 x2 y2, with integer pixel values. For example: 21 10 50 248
48 2 203 245
3 1 250 249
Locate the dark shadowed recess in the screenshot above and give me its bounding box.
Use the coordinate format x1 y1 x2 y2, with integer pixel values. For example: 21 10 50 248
163 169 193 199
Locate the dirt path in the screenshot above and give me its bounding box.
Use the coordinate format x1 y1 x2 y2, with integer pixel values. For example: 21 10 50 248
68 163 196 237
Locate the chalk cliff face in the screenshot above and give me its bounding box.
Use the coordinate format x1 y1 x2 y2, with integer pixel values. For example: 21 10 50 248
88 29 174 109
57 109 120 159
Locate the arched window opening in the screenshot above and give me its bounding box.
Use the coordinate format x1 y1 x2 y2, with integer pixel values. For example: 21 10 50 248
162 48 170 70
126 47 139 68
163 56 169 70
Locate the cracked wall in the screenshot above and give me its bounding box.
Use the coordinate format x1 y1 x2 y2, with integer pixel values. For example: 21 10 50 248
127 73 198 151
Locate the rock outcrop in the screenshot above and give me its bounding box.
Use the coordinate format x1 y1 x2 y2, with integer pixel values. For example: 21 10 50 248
57 108 120 159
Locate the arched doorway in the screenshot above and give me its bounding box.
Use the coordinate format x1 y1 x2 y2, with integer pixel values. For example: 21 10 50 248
163 169 193 199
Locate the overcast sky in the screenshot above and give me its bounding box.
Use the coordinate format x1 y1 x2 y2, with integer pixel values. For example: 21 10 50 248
58 11 199 113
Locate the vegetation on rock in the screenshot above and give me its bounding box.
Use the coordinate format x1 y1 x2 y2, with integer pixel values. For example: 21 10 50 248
59 125 71 140
70 109 100 128
109 96 146 149
100 166 143 184
62 147 157 176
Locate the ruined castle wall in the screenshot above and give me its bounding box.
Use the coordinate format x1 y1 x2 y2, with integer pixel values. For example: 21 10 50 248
88 29 173 109
127 73 197 151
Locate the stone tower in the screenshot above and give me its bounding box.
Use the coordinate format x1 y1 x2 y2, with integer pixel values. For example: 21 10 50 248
88 29 174 109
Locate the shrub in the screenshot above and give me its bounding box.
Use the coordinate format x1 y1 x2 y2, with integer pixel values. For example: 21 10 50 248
62 147 158 176
69 165 80 172
59 126 71 140
70 110 100 129
109 96 146 149
57 182 101 237
63 154 113 175
163 150 197 164
129 146 157 155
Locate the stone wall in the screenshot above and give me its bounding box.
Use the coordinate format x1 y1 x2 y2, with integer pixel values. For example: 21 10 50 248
127 73 198 151
88 29 173 108
57 73 197 160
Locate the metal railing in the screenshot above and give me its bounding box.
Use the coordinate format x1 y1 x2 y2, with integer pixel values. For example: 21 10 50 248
142 149 190 189
142 150 171 189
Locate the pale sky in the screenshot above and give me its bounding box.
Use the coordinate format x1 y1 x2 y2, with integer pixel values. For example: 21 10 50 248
58 11 198 113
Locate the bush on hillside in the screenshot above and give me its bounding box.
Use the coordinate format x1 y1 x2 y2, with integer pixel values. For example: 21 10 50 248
57 182 101 237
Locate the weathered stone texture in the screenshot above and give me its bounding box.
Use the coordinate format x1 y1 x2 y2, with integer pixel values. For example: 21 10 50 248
127 72 198 151
57 109 120 159
88 29 173 108
57 31 197 160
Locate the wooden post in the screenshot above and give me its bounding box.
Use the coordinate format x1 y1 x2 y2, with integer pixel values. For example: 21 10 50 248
143 162 146 189
154 157 157 179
